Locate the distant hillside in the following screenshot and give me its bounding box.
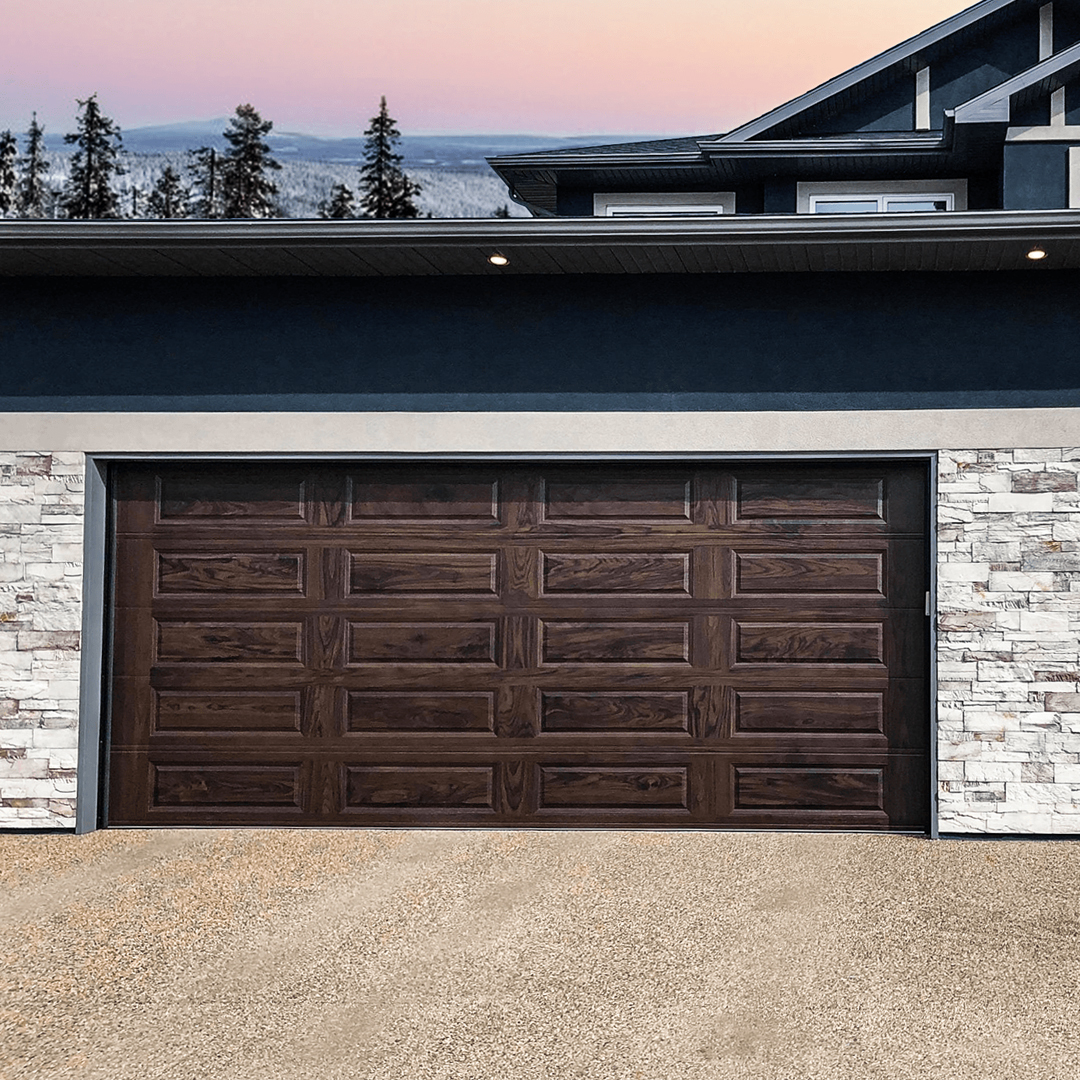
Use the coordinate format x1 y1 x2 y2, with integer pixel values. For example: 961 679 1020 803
77 121 665 173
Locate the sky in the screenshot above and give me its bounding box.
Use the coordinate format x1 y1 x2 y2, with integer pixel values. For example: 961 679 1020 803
2 0 979 138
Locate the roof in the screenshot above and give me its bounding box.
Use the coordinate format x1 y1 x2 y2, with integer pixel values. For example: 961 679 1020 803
2 213 1080 276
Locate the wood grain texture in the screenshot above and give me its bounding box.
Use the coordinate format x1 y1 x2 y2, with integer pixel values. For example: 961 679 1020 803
542 553 690 594
157 553 304 594
110 460 929 830
542 621 691 663
349 553 498 594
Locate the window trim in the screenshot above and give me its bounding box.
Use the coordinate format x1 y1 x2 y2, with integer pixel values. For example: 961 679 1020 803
797 179 968 214
594 191 736 217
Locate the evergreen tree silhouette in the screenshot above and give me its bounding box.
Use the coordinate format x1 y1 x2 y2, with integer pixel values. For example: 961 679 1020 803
219 104 281 218
319 182 356 219
61 94 124 219
188 146 222 218
147 165 190 218
359 96 421 219
0 131 17 216
19 114 50 218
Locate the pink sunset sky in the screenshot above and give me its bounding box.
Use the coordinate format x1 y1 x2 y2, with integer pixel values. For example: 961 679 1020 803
3 0 977 138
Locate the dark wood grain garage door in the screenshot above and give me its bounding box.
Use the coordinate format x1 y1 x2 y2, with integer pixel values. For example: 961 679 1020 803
107 460 928 830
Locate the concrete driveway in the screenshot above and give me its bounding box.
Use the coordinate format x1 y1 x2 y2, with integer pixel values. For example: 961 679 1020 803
1 828 1078 1080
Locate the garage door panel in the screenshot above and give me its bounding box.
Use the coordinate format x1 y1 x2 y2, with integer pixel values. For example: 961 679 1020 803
539 690 692 733
154 689 303 734
110 460 929 830
157 469 310 524
348 552 499 595
541 620 692 664
347 690 497 733
155 551 306 595
349 473 501 522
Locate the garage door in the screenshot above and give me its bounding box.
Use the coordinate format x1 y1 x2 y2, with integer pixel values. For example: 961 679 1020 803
107 461 928 830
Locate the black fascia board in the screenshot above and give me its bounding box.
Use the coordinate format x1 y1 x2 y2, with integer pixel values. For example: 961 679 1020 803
719 0 1036 142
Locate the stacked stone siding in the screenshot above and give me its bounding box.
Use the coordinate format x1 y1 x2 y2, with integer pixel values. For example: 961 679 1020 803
3 447 1080 834
938 449 1080 834
0 453 84 828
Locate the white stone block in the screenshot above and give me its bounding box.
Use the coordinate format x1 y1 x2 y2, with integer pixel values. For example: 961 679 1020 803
1050 814 1080 834
989 811 1055 833
1019 610 1073 633
936 761 965 781
964 761 1022 781
938 563 991 582
1004 782 1074 805
30 729 79 749
1055 764 1080 783
987 493 1055 513
987 571 1056 592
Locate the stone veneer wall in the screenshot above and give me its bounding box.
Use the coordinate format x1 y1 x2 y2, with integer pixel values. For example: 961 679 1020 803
3 447 1080 833
938 449 1080 834
0 453 84 828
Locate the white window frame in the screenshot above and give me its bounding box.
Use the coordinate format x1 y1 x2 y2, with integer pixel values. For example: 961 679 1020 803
593 191 736 217
1070 146 1080 209
797 180 968 214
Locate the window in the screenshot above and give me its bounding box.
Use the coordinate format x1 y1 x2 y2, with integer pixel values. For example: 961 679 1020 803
594 192 736 216
810 194 953 214
797 180 968 214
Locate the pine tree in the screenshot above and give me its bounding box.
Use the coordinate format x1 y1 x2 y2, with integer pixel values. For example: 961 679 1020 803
188 146 222 218
61 94 125 219
219 104 281 218
147 166 190 218
358 96 421 219
319 182 356 219
492 204 511 218
0 131 17 216
19 113 50 218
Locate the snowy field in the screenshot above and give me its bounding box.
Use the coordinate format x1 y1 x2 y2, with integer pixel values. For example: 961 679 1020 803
19 151 533 219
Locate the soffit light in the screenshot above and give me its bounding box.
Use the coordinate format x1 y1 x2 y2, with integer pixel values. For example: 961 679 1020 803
487 252 509 266
1026 246 1047 261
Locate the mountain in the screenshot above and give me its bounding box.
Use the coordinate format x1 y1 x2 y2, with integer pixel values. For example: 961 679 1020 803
112 121 665 172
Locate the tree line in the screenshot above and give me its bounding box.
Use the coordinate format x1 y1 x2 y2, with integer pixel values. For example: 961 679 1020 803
0 95 422 220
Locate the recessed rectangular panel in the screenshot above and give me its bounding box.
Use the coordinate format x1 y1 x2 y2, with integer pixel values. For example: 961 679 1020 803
349 622 497 663
155 691 302 732
542 621 690 663
349 553 498 594
541 692 689 732
544 478 692 519
156 553 304 594
345 766 494 808
348 692 495 732
351 478 499 520
156 622 304 663
539 766 688 808
542 553 690 594
734 766 884 810
735 553 883 594
735 478 884 521
153 765 301 806
735 692 884 734
735 622 884 664
158 475 306 520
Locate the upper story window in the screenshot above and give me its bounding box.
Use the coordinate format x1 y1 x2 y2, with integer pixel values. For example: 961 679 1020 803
797 180 968 214
594 192 736 216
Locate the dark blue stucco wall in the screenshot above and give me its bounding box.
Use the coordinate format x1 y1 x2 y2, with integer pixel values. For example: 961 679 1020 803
1 270 1078 411
1004 142 1071 208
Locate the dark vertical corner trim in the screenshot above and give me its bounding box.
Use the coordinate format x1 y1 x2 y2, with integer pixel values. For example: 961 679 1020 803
75 458 107 834
928 452 940 841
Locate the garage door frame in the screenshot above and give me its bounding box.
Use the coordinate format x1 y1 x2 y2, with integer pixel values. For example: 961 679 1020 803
76 451 938 835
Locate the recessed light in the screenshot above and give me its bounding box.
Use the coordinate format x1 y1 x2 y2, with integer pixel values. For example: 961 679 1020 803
488 252 509 266
1027 246 1047 261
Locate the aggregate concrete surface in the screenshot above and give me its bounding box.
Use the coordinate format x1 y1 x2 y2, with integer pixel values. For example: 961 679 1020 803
1 829 1078 1080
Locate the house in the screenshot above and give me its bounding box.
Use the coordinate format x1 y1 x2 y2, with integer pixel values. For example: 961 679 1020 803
2 0 1080 837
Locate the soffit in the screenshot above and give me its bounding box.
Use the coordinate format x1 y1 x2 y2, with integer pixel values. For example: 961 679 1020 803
2 213 1080 276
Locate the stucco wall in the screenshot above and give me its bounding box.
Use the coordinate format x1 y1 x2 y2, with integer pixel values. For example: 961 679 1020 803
937 449 1080 834
0 453 83 827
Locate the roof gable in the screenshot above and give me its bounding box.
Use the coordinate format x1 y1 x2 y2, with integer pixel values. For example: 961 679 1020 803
721 0 1051 141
